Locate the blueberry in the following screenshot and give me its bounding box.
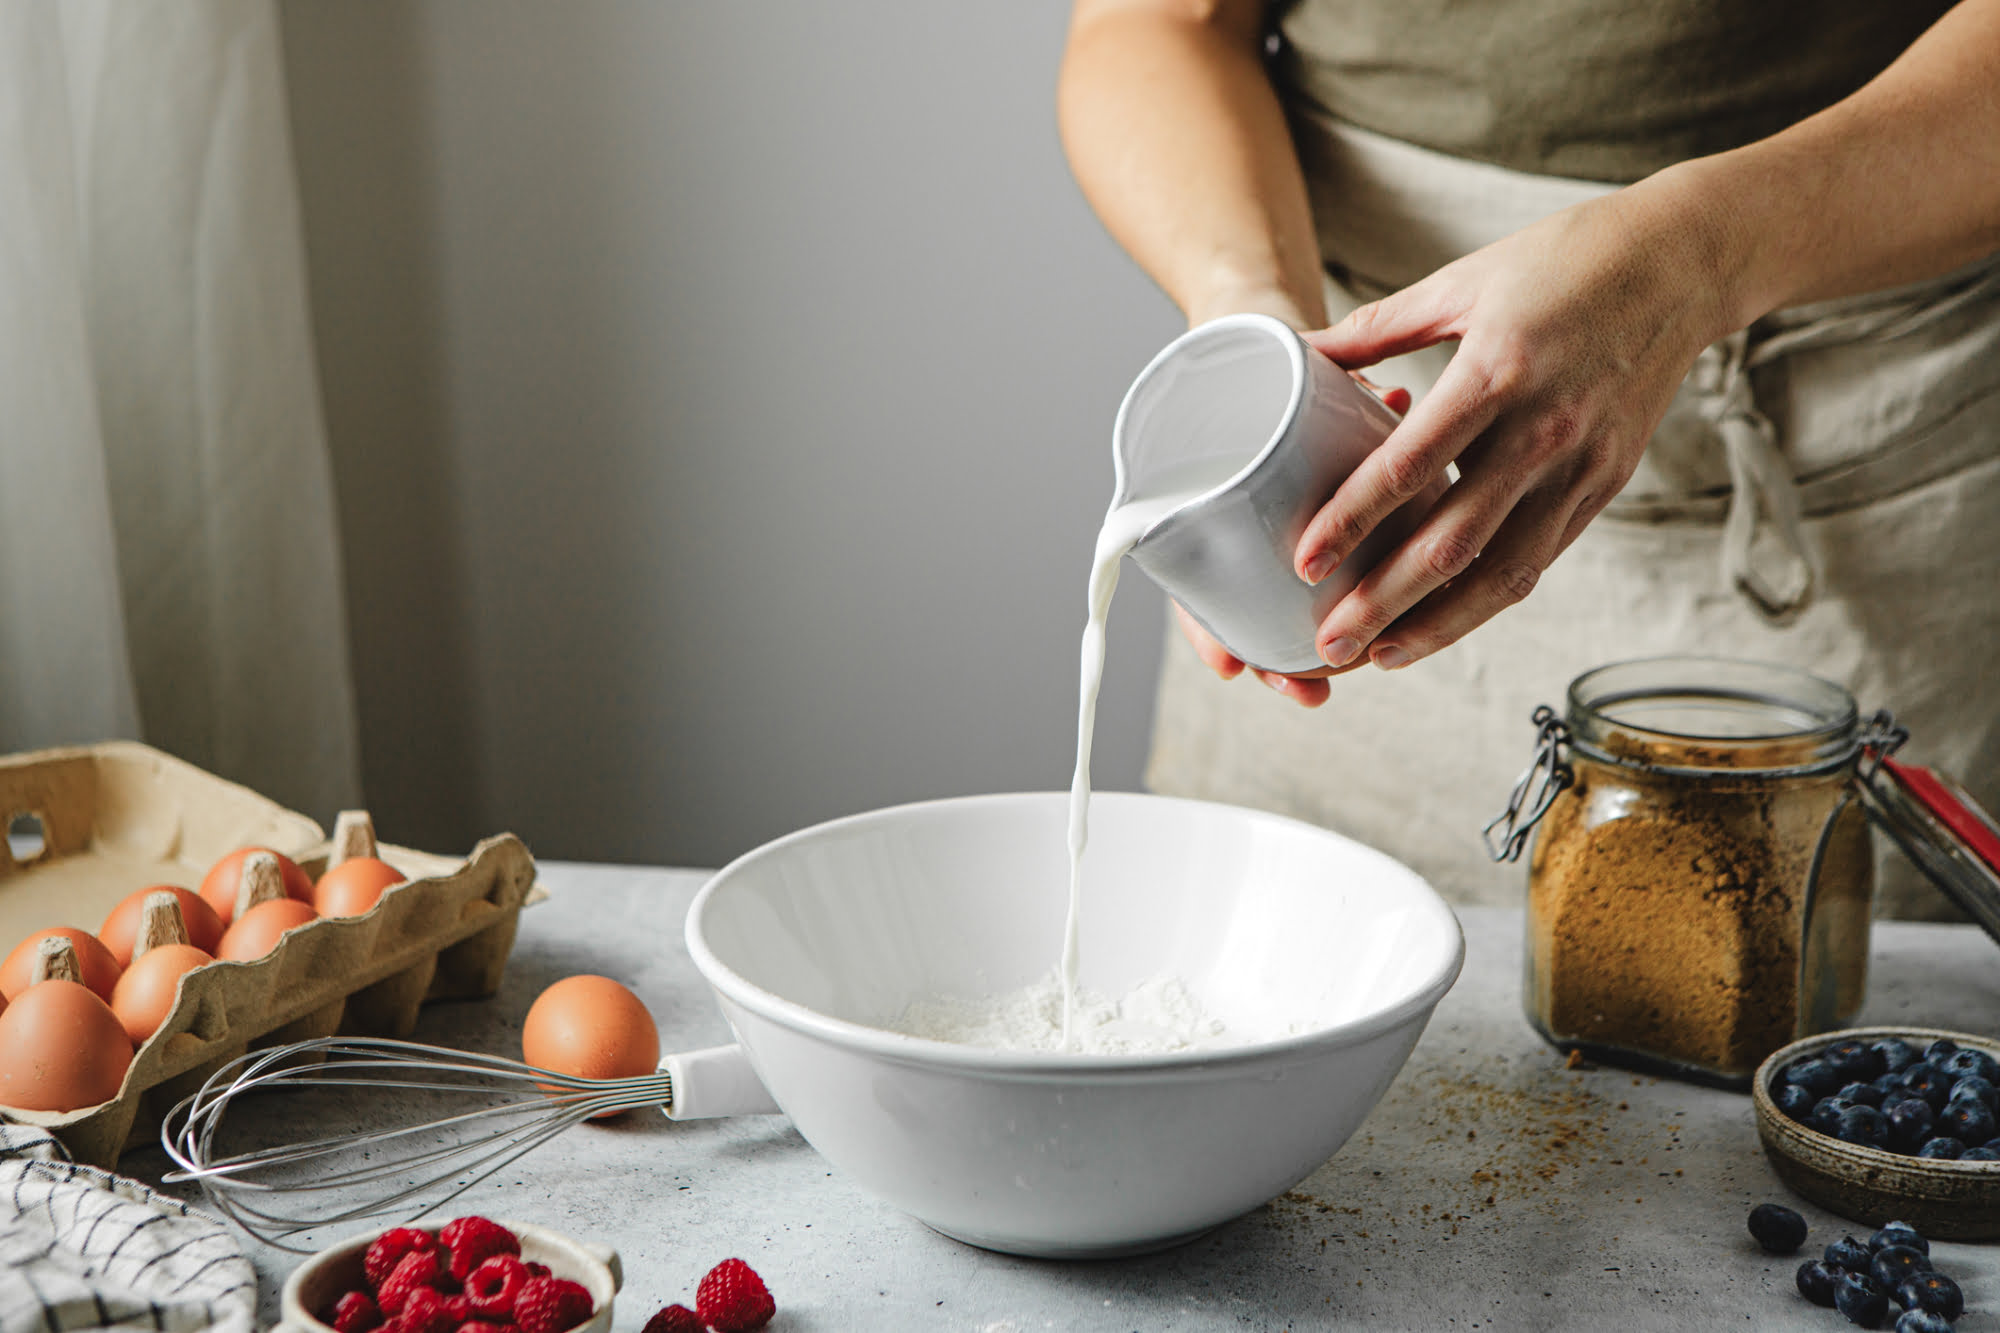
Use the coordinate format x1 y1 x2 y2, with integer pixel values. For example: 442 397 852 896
1788 1057 1848 1100
1874 1072 1910 1100
1938 1047 2000 1084
1873 1038 1923 1076
1945 1074 1998 1113
1867 1221 1928 1256
1799 1259 1842 1307
1826 1235 1875 1272
1917 1137 1965 1160
1924 1038 1960 1063
1960 1145 2000 1160
1838 1105 1893 1149
1814 1096 1862 1136
1778 1083 1819 1121
1748 1202 1808 1253
1939 1099 1996 1147
1894 1312 1955 1333
1896 1271 1965 1320
1826 1039 1888 1082
1869 1244 1931 1289
1887 1099 1937 1152
1899 1065 1957 1111
1842 1081 1888 1109
1836 1271 1890 1327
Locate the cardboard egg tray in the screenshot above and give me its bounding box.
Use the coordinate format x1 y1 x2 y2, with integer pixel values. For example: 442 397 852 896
0 741 542 1167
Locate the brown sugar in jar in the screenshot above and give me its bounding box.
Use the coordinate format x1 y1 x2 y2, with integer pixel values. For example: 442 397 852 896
1509 659 1885 1088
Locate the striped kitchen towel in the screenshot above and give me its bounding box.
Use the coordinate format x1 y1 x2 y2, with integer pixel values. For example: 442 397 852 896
0 1127 253 1333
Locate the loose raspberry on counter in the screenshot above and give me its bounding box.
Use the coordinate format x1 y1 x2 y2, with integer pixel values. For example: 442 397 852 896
440 1216 522 1282
397 1285 455 1333
378 1249 446 1318
640 1304 704 1333
464 1254 531 1320
328 1290 383 1333
365 1228 440 1290
512 1275 596 1333
696 1258 775 1333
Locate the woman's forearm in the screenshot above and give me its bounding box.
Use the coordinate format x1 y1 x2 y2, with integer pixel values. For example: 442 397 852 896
1689 0 2000 330
1058 0 1325 329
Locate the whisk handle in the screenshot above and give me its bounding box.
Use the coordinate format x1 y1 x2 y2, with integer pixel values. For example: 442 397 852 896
662 1043 780 1119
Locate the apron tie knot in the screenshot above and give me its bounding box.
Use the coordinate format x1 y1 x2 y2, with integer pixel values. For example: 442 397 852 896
1698 330 1815 621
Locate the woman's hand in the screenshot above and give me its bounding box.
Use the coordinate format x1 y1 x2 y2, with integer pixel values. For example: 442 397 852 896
1292 171 1740 676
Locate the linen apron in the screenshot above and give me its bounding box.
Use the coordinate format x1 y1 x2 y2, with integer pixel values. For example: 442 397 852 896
1145 117 2000 919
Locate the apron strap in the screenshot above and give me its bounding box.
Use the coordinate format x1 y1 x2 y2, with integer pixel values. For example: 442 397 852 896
1704 330 1814 620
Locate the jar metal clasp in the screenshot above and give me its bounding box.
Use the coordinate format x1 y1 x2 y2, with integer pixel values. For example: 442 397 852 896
1483 705 1572 863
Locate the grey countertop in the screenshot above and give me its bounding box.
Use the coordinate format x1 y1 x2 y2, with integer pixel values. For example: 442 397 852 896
128 862 2000 1331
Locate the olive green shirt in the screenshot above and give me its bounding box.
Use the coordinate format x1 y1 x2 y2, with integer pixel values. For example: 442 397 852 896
1273 0 1958 183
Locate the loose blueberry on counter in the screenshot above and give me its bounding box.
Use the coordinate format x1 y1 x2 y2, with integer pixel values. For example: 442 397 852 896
1946 1075 1998 1113
1959 1145 2000 1160
1789 1057 1848 1100
1827 1039 1888 1083
1778 1083 1819 1122
1924 1038 1959 1063
1940 1099 1996 1147
1827 1236 1876 1272
1887 1100 1937 1153
1894 1311 1955 1333
1870 1245 1932 1289
1837 1105 1893 1149
1842 1081 1888 1109
1937 1047 2000 1085
1868 1221 1928 1256
1873 1038 1922 1076
1799 1260 1842 1308
1916 1137 1966 1160
1836 1271 1891 1328
1896 1271 1965 1322
1749 1203 1809 1254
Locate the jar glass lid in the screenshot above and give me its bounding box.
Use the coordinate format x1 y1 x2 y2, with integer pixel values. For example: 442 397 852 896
1860 757 2000 948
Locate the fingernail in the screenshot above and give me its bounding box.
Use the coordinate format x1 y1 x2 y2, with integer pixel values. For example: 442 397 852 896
1260 674 1289 696
1322 636 1360 668
1302 555 1333 584
1373 645 1413 670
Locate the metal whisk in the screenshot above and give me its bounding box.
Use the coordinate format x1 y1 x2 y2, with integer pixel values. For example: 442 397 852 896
159 1037 673 1251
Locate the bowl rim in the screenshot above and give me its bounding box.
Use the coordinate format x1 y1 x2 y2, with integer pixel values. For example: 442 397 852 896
1752 1025 2000 1174
686 790 1466 1074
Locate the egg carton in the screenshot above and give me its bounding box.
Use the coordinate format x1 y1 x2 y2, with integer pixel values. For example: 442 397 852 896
0 741 542 1167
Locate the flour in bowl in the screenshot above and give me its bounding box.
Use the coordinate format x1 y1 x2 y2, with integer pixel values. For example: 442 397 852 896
891 973 1231 1055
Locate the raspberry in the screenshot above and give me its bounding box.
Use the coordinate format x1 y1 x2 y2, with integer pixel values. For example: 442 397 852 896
440 1216 522 1283
525 1262 552 1280
441 1295 472 1323
696 1259 774 1333
378 1249 445 1317
453 1325 511 1333
397 1286 454 1333
464 1255 530 1320
365 1228 440 1291
640 1304 704 1333
328 1290 383 1333
512 1275 595 1333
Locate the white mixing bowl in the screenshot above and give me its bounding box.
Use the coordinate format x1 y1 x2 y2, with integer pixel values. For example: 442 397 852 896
686 791 1463 1258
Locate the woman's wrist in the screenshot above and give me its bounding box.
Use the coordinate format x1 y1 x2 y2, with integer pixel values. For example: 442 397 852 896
1181 271 1324 332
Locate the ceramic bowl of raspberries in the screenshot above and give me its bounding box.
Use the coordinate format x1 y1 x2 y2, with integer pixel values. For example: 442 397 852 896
277 1216 620 1333
1754 1027 2000 1241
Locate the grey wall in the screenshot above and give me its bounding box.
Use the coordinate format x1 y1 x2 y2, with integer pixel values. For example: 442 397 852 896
279 2 1183 868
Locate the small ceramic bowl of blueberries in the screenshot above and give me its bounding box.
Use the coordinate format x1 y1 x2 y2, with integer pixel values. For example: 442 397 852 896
1754 1026 2000 1241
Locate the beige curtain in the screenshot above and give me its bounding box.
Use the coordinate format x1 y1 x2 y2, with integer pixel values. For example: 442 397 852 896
0 0 360 820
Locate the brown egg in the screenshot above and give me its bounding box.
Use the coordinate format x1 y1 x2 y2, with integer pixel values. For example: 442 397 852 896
0 978 135 1111
109 943 214 1045
199 847 315 924
314 857 407 918
99 886 225 965
216 899 319 961
522 975 660 1118
0 928 122 1002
